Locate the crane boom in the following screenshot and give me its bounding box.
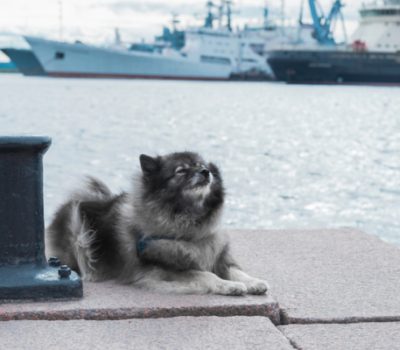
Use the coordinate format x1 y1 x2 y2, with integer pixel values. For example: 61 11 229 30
307 0 344 45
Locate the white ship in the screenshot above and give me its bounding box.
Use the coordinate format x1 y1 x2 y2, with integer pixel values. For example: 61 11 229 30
25 1 273 80
351 0 400 52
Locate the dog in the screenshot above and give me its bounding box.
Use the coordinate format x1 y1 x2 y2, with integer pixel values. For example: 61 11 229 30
46 152 268 295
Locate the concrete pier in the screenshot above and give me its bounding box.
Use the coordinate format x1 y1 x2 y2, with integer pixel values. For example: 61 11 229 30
1 228 400 349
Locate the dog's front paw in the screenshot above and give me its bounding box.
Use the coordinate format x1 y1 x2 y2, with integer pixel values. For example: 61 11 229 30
245 279 269 295
216 281 247 296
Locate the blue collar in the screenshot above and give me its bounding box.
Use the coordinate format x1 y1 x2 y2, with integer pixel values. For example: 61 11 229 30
136 233 174 255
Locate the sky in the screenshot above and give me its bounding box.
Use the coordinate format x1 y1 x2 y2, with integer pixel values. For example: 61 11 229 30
0 0 363 56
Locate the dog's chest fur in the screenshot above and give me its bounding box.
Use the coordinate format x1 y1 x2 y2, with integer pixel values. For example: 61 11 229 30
118 200 227 273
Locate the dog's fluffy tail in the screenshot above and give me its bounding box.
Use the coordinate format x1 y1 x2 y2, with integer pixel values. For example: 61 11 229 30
46 176 114 280
69 176 113 202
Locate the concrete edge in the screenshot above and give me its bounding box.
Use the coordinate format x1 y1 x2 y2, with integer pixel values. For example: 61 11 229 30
0 303 281 324
4 299 400 326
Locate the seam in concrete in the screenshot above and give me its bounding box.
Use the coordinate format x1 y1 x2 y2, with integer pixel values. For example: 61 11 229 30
275 325 303 350
286 338 303 350
279 307 400 326
284 315 400 325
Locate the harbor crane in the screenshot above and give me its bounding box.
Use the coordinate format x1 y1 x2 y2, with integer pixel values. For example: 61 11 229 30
299 0 346 45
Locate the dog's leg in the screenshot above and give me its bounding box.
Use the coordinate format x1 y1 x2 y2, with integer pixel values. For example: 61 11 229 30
138 239 204 271
228 267 269 295
213 245 269 295
135 269 247 296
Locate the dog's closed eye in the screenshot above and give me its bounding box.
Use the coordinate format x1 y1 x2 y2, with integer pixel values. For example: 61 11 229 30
175 167 188 176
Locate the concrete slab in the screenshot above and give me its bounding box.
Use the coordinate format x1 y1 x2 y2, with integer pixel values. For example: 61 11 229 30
227 229 400 324
0 280 279 323
2 229 399 325
280 322 400 350
1 317 294 350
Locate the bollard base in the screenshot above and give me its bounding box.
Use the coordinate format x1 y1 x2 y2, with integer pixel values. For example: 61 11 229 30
0 264 83 301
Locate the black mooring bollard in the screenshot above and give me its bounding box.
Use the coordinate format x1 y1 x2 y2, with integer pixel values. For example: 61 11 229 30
0 136 82 300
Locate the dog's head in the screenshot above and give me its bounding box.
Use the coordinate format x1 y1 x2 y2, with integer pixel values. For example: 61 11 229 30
138 151 224 219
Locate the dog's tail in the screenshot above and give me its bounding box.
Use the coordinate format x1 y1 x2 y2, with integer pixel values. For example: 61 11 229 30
69 176 113 202
46 176 114 280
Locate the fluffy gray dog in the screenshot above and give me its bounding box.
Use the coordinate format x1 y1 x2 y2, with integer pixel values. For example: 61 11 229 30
46 152 268 295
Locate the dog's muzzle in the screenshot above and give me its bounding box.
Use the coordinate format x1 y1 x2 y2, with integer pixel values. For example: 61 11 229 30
191 167 212 187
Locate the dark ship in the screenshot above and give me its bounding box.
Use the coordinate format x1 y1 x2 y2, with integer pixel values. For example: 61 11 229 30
267 0 400 84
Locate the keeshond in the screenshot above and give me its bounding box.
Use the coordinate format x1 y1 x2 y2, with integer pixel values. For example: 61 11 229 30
46 152 268 295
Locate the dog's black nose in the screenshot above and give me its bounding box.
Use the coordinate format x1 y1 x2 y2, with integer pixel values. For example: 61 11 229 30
200 168 210 180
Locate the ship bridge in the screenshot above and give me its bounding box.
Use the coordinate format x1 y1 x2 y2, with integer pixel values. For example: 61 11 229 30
351 0 400 52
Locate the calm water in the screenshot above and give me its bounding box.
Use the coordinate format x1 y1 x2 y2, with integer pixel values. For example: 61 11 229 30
1 74 399 244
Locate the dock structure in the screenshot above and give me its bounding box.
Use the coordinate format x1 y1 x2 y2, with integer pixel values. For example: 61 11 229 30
1 228 400 349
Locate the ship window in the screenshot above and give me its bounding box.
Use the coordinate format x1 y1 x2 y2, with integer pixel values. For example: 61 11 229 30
200 55 231 65
54 51 65 60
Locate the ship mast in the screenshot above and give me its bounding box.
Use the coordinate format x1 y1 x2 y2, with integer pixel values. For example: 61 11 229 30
281 0 285 27
58 0 64 41
225 0 233 31
217 0 236 31
204 1 215 28
280 0 286 35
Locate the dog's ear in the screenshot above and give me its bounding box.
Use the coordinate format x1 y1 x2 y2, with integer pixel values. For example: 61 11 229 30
140 154 160 175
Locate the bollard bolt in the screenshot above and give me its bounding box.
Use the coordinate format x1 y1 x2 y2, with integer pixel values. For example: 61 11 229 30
58 265 72 279
48 256 61 267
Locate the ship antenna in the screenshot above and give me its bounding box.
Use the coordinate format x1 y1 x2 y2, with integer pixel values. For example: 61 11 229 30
171 13 180 32
297 0 305 43
205 1 215 28
263 1 269 29
58 0 64 41
298 0 305 25
281 0 285 26
217 2 224 28
114 28 122 46
226 0 233 31
281 0 286 35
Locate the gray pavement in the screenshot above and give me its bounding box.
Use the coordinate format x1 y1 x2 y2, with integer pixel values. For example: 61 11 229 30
0 280 279 322
2 228 400 349
228 229 400 323
280 322 400 350
0 317 294 350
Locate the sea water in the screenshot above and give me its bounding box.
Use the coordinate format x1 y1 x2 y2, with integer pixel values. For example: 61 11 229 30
0 74 399 244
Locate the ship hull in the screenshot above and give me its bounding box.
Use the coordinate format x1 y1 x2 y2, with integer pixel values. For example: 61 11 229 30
25 37 232 80
0 61 17 73
2 49 46 76
46 72 227 81
267 49 400 84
